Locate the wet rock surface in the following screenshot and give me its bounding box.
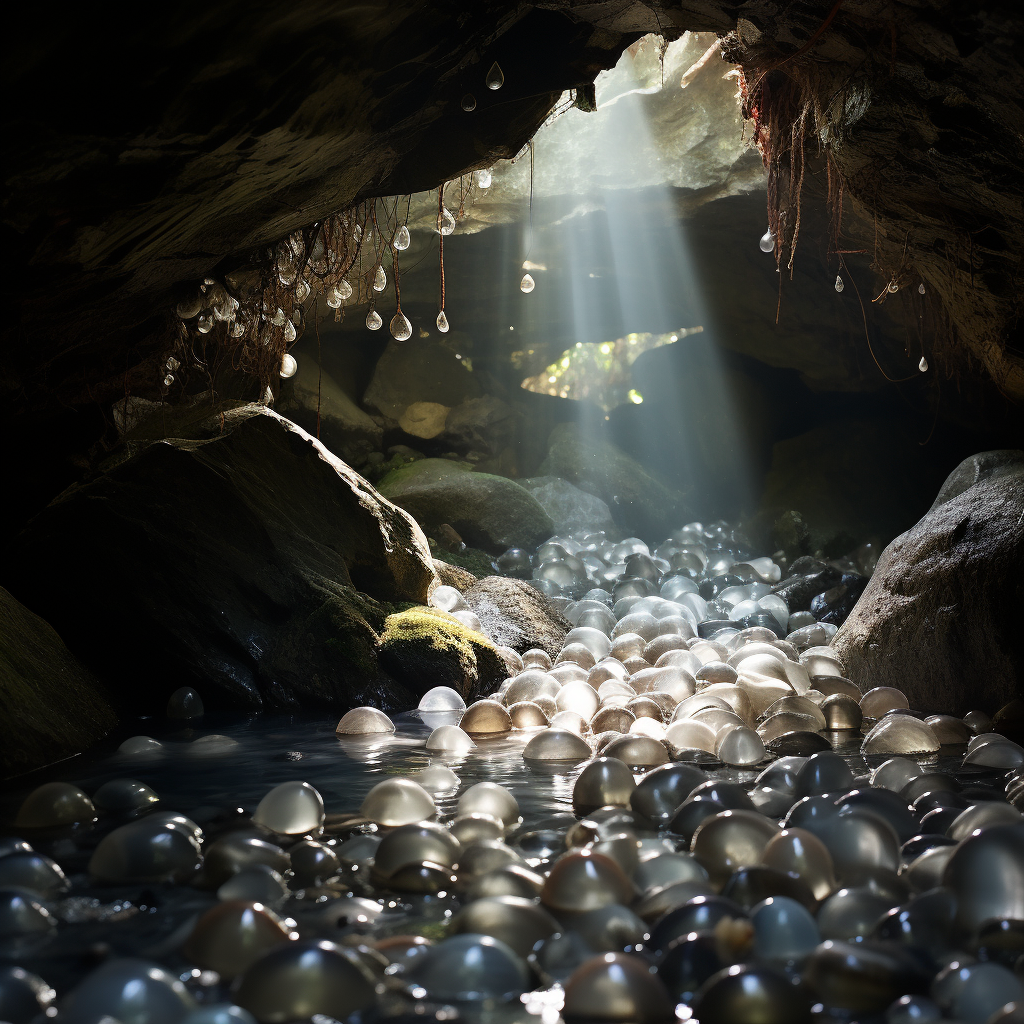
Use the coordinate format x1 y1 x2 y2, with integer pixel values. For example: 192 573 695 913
463 577 571 658
835 451 1024 715
6 406 438 714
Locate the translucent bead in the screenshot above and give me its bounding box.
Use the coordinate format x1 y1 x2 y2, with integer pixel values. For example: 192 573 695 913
573 757 636 814
336 278 353 300
89 815 202 883
183 902 294 980
183 1005 257 1024
118 735 164 756
366 309 382 330
436 310 450 332
918 282 926 295
372 265 387 291
15 782 95 828
62 959 196 1023
373 822 458 883
522 728 590 762
166 686 203 719
295 279 310 302
390 312 412 341
283 320 296 343
541 850 634 912
919 356 928 372
419 686 467 712
751 895 820 962
457 782 520 827
520 273 535 293
485 62 505 90
93 778 160 812
163 374 175 387
360 778 435 827
862 715 940 754
197 313 214 333
888 280 899 293
279 353 297 378
563 952 673 1023
393 225 411 250
690 810 781 887
412 762 461 793
759 229 775 253
438 207 456 235
253 781 324 835
177 295 202 319
462 94 477 111
408 934 528 1001
335 706 395 734
426 724 476 754
477 168 492 188
835 275 844 293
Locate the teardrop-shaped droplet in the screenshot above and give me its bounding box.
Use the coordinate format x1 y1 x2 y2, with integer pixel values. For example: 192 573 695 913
477 169 492 189
520 273 535 294
887 280 899 293
461 94 477 112
394 225 411 251
834 275 844 293
373 265 387 292
197 313 214 334
163 374 175 387
338 279 353 300
436 311 450 333
283 321 296 343
390 312 412 342
366 309 382 331
280 354 297 378
918 282 926 295
919 356 929 372
438 207 456 236
759 230 775 253
486 62 504 91
295 279 310 303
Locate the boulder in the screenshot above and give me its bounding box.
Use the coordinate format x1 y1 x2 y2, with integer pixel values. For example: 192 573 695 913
364 338 482 424
6 406 438 712
377 459 554 552
399 402 451 440
833 451 1024 716
377 607 511 701
442 396 518 457
464 577 571 658
1 587 118 776
519 476 617 535
276 360 383 464
539 422 689 540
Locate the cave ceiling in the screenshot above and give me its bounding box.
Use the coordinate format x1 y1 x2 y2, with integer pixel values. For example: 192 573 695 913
1 0 1021 448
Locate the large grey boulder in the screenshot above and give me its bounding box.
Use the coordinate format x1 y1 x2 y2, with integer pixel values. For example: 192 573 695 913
833 451 1024 716
464 577 572 658
7 406 438 713
519 476 617 536
377 459 554 552
1 587 117 776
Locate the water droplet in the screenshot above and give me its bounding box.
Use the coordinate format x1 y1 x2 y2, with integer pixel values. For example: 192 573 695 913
366 309 382 331
373 265 387 292
834 275 844 293
295 279 310 303
163 374 174 387
394 225 411 251
283 321 296 343
197 314 213 334
461 94 477 112
918 282 926 295
280 354 297 378
438 207 456 236
520 273 535 294
919 356 929 372
337 279 353 300
390 312 412 341
759 230 775 253
477 169 492 188
229 320 246 338
436 311 450 333
176 295 202 320
486 62 504 90
277 259 297 287
888 280 899 293
166 357 180 371
271 307 286 326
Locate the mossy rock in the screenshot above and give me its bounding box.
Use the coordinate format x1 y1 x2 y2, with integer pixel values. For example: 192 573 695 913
1 586 117 776
378 459 553 552
539 422 689 541
377 607 510 700
432 546 497 579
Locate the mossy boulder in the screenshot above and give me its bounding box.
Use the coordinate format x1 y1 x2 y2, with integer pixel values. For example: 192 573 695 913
377 607 510 700
7 406 437 712
1 586 118 777
378 459 554 552
539 422 689 541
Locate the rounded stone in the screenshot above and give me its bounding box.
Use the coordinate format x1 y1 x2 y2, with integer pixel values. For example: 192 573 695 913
450 895 559 957
574 757 637 814
690 810 781 887
93 778 160 812
508 700 549 728
603 735 669 768
89 815 202 884
630 763 708 824
336 706 395 734
62 958 197 1024
563 952 674 1022
167 686 205 719
523 729 591 762
425 724 477 754
541 850 634 912
183 901 294 979
461 699 513 734
252 781 324 835
14 782 95 828
692 963 814 1024
862 715 940 755
360 778 435 827
0 965 55 1024
942 821 1024 930
407 933 529 1000
751 895 820 962
457 781 519 826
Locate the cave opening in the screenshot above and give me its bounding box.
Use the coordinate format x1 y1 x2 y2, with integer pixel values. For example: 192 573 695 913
2 6 1023 1020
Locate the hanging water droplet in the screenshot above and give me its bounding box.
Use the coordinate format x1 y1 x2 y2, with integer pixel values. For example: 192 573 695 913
197 314 214 334
337 279 353 300
461 93 477 112
271 307 287 326
277 258 298 287
436 311 450 333
163 373 175 387
166 357 180 371
834 275 844 293
295 279 310 303
366 309 382 331
918 282 926 295
888 280 899 293
477 168 492 189
283 321 296 343
280 354 298 378
394 225 411 251
919 356 929 372
373 265 387 292
390 312 412 342
437 207 456 236
229 320 246 338
176 295 202 320
520 273 535 294
486 62 504 90
759 229 775 253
